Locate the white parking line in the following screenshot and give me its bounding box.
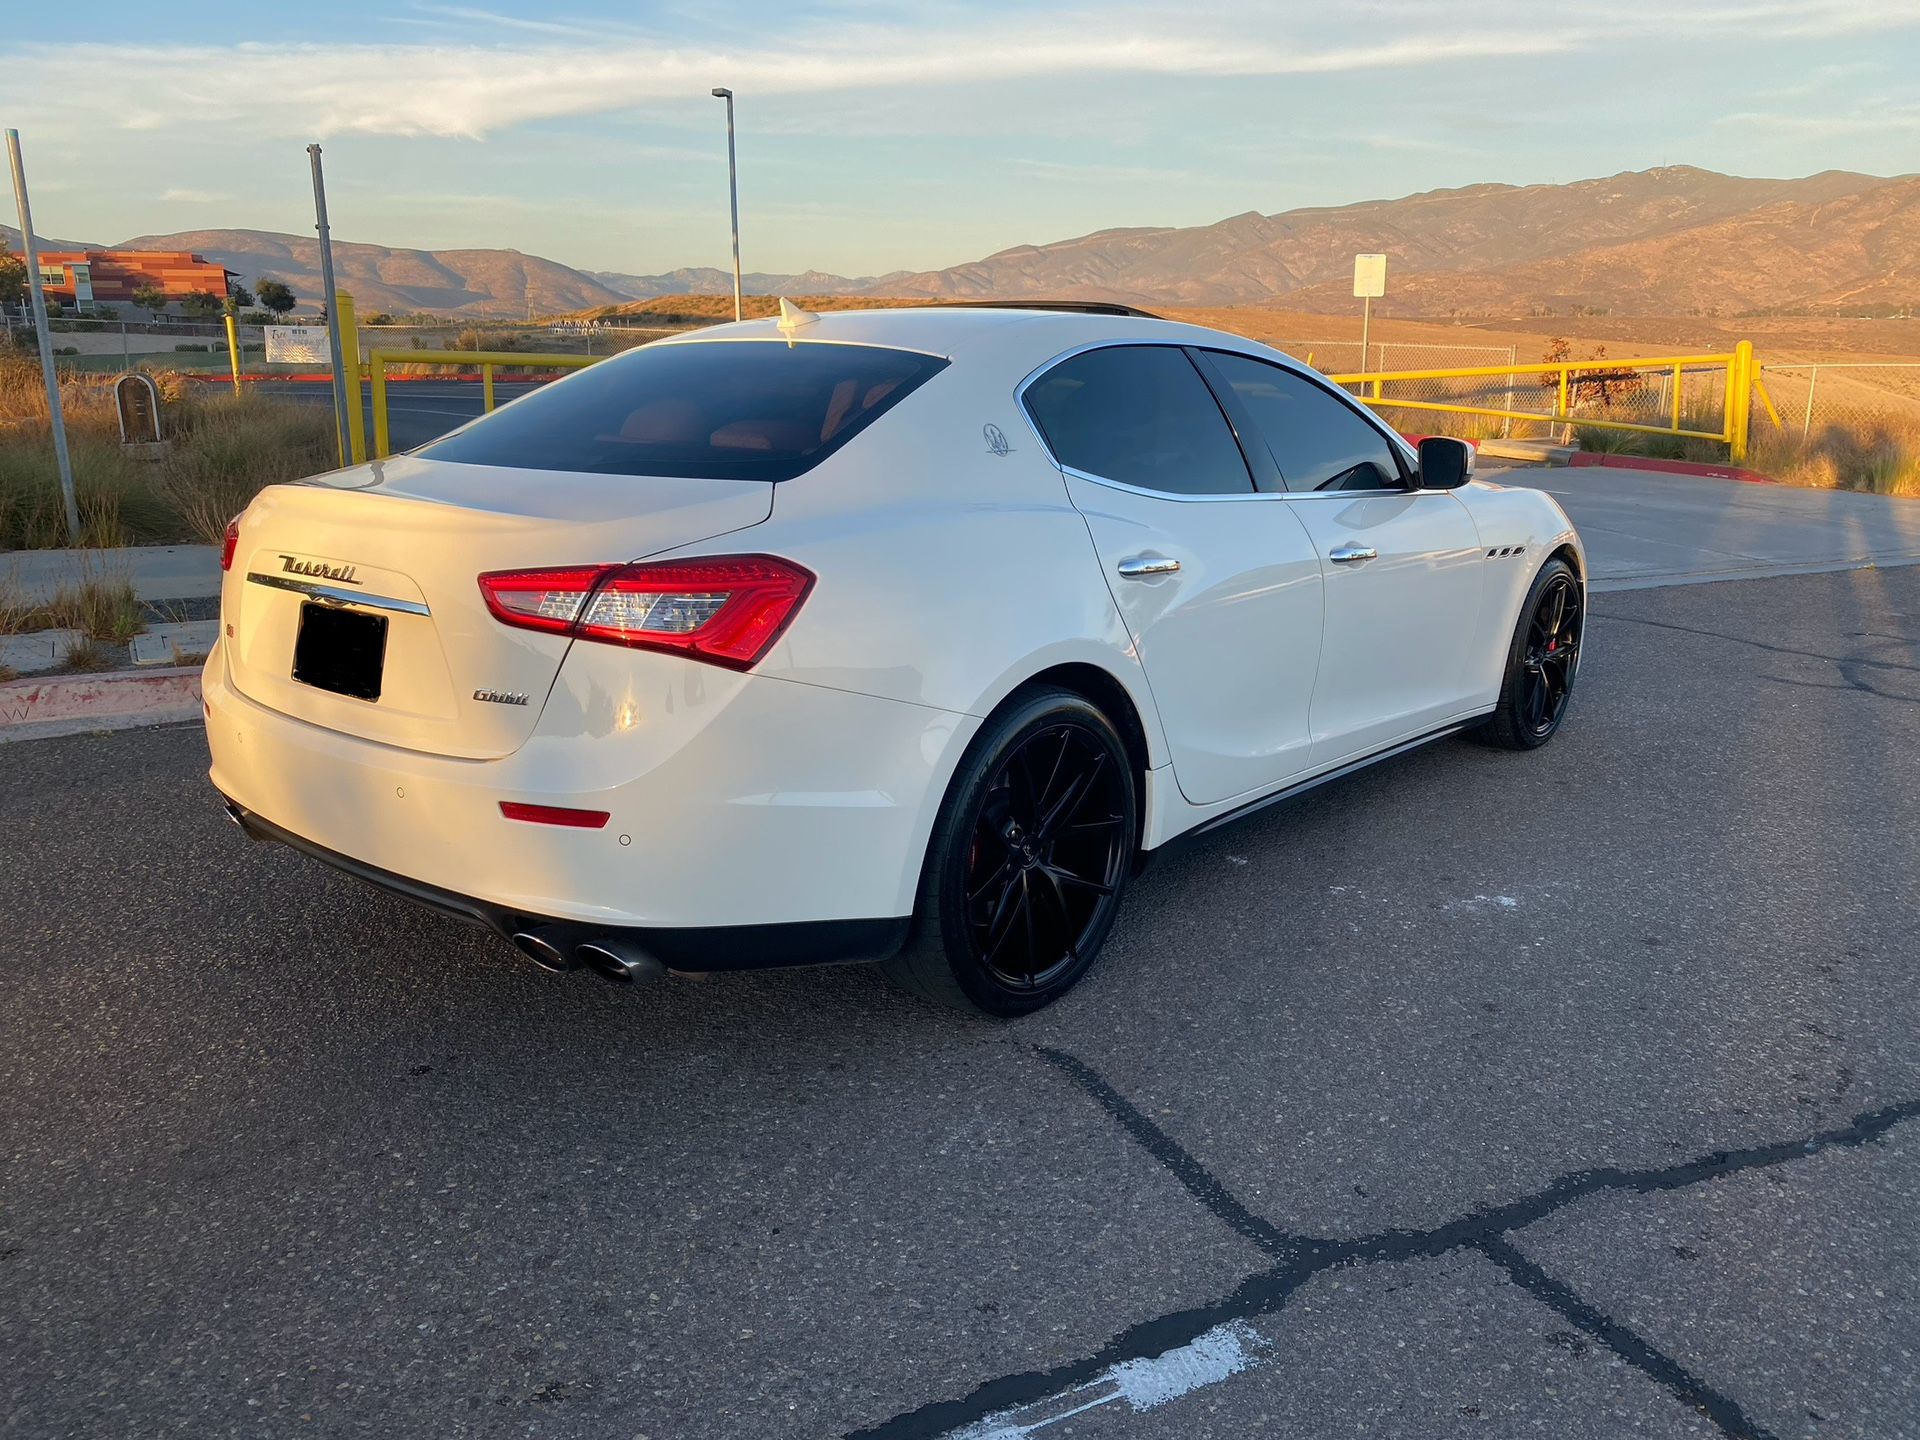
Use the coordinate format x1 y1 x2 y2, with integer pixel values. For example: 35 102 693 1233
947 1322 1267 1438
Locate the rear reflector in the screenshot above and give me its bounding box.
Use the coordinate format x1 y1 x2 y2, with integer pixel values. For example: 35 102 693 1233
499 801 611 828
221 520 240 572
478 555 814 670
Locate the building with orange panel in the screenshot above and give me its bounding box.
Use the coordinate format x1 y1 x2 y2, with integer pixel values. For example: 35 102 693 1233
35 251 238 312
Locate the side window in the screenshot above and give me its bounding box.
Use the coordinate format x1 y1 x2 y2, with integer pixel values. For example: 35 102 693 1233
1023 345 1253 496
1202 351 1404 493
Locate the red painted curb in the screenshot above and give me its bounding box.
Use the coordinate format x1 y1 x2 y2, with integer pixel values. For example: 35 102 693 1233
1568 452 1774 485
0 667 203 730
186 372 564 384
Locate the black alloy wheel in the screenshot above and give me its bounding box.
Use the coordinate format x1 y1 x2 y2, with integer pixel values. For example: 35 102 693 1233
963 722 1130 993
885 689 1137 1015
1483 557 1583 750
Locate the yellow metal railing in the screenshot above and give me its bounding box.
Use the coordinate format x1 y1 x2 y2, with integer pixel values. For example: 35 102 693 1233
1327 341 1761 462
364 348 599 458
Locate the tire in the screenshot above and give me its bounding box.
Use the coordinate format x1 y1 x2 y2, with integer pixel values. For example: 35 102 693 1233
884 687 1137 1017
1480 557 1584 750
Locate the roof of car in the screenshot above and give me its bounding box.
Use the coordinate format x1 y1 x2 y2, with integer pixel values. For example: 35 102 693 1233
654 304 1212 367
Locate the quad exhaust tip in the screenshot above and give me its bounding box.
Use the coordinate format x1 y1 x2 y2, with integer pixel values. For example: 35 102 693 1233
510 929 577 973
577 939 667 984
509 928 665 983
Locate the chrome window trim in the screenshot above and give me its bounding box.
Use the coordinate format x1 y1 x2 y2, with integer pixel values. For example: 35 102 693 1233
1014 336 1422 496
246 572 431 616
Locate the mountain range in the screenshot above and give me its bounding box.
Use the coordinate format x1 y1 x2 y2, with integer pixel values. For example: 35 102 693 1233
9 166 1917 318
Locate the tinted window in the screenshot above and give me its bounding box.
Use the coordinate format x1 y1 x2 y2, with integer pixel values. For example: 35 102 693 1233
418 340 947 482
1023 345 1252 496
1202 352 1403 493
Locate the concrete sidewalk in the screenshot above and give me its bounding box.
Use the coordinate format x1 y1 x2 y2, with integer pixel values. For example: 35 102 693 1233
3 544 222 604
1490 463 1920 589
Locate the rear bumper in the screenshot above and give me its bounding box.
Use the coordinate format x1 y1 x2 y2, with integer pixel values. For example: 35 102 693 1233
203 638 976 940
220 796 909 970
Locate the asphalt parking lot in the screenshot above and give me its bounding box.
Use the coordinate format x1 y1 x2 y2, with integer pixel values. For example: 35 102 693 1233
6 561 1919 1439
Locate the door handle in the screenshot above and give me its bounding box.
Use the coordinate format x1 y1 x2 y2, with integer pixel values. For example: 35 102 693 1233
1328 544 1378 565
1117 554 1181 579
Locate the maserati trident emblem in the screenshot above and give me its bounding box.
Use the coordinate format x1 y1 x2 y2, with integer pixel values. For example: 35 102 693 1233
473 688 529 706
280 554 360 585
983 422 1013 457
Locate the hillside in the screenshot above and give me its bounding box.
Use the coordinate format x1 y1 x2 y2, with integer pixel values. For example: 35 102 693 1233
114 229 631 317
875 167 1920 316
590 265 892 300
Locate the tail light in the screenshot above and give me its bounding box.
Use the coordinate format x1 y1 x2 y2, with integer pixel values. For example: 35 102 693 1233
478 555 814 670
221 519 241 572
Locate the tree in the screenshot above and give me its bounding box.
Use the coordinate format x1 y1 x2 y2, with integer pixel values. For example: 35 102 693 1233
132 282 169 321
0 237 25 308
225 281 254 314
179 290 223 320
255 279 296 318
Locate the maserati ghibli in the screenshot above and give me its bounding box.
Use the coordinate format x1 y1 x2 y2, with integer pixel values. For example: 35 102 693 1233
207 303 1585 1015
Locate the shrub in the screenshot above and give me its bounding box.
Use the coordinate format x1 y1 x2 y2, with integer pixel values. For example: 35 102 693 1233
49 566 144 643
1752 420 1920 497
0 354 337 548
150 392 338 543
174 342 212 352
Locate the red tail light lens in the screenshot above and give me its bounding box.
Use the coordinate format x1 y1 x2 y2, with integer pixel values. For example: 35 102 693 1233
221 519 241 572
478 555 814 670
499 801 610 828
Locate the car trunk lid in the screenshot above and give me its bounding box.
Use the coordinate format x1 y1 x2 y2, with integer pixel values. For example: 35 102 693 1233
222 455 772 759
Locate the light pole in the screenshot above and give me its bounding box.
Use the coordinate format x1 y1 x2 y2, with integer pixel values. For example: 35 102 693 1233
711 87 742 322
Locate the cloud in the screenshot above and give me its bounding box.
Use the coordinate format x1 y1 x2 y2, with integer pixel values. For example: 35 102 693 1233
2 13 1583 141
159 187 225 203
8 0 1918 146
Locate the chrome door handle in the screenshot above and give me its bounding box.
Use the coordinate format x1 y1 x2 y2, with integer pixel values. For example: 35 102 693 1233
1328 544 1378 564
1117 554 1181 578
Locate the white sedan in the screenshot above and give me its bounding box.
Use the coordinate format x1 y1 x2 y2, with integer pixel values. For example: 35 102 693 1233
206 303 1584 1015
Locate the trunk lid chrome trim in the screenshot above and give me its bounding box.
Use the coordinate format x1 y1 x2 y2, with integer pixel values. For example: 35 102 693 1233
246 571 432 616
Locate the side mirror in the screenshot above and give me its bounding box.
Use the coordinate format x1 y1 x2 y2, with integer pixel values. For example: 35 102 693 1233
1417 436 1474 490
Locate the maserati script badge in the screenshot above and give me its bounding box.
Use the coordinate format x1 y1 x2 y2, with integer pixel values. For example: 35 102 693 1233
280 554 360 585
473 689 529 706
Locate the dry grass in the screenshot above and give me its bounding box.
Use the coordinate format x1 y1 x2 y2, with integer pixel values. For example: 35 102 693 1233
1 354 336 549
59 637 114 672
150 393 337 544
1752 419 1920 496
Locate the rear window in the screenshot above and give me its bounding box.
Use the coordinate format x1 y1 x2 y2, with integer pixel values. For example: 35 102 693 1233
417 340 948 482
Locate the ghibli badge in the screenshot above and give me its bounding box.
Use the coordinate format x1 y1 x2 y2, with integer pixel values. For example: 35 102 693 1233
473 688 529 706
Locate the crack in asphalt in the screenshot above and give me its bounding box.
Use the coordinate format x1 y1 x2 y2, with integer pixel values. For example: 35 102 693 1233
848 1050 1920 1440
1478 1236 1779 1440
1035 1047 1300 1260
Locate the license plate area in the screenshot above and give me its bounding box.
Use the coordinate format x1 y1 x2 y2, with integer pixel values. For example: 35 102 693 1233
292 602 387 702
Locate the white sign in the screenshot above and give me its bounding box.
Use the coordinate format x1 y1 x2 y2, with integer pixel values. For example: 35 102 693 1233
1353 253 1388 299
264 324 332 366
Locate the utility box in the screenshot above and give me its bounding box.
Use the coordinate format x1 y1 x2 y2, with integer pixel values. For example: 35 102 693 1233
114 372 169 459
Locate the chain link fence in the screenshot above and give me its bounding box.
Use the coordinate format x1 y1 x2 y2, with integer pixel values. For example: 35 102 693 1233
1315 352 1730 446
1752 363 1920 495
1266 339 1516 377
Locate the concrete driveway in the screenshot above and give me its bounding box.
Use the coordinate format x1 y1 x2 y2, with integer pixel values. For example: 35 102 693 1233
1490 464 1920 590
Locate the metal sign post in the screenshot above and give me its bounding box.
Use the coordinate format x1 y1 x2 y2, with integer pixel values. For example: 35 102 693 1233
307 143 352 466
1353 253 1387 374
5 128 81 541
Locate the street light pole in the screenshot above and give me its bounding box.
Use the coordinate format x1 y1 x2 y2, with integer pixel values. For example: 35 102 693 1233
711 87 742 322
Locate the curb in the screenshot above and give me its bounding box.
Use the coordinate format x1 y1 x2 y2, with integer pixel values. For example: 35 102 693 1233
185 372 567 385
1567 452 1775 485
0 666 203 744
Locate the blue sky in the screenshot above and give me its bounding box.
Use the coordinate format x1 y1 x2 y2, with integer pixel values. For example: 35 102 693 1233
7 1 1920 277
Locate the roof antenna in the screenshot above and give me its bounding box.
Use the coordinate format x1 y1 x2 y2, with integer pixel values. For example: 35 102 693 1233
776 296 818 347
